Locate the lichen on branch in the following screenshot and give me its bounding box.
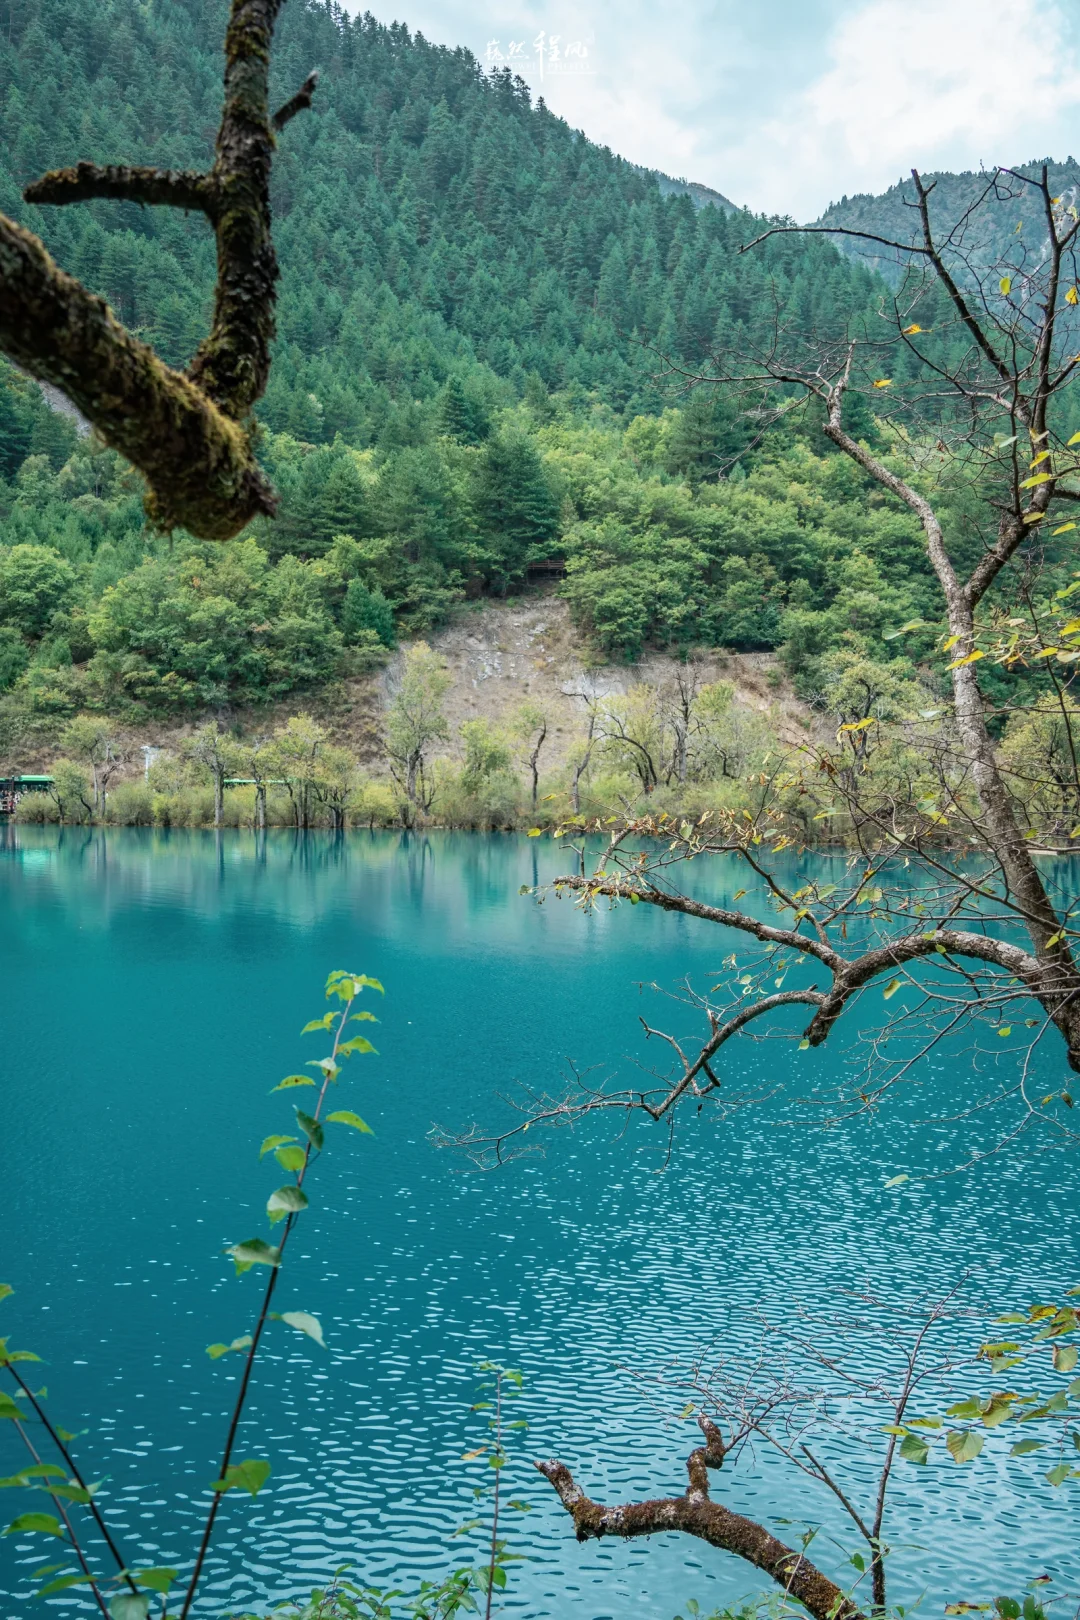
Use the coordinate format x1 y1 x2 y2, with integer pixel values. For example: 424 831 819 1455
0 0 316 541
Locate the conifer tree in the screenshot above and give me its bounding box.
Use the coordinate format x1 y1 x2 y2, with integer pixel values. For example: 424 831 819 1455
478 435 560 589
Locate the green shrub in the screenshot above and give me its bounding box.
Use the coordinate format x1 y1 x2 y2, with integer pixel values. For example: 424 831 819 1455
103 782 154 825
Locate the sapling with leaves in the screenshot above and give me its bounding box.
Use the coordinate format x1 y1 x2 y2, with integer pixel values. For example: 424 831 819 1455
0 968 383 1618
456 1362 529 1620
232 1364 531 1620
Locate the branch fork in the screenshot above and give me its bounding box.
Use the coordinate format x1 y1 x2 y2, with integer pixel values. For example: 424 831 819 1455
0 1 318 539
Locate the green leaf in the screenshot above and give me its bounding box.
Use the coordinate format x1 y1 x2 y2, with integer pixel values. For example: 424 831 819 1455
228 1239 281 1274
271 1075 315 1092
109 1593 151 1619
0 1286 12 1304
301 1014 335 1033
134 1569 179 1595
326 1110 373 1135
0 1393 24 1420
946 1429 984 1463
1010 1439 1046 1455
884 1174 909 1188
1053 1343 1079 1373
37 1573 96 1596
267 1185 309 1224
295 1110 324 1151
798 1038 810 1050
350 1011 379 1023
883 978 901 999
0 1465 65 1488
279 1311 325 1348
882 620 926 641
338 1036 376 1057
998 1026 1012 1039
0 1342 40 1366
306 1058 339 1078
274 1144 307 1173
1045 1463 1074 1486
259 1135 297 1159
211 1458 271 1498
206 1336 252 1360
4 1513 65 1537
900 1433 929 1464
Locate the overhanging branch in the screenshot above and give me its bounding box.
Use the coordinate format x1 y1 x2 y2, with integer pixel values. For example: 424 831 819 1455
0 0 316 539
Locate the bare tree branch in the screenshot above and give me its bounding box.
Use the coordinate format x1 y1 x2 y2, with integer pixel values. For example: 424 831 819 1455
537 1431 864 1620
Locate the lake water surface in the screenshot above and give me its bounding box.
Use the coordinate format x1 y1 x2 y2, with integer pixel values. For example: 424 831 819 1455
1 827 1078 1618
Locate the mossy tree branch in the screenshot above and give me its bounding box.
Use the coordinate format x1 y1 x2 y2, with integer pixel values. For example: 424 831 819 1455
0 0 316 541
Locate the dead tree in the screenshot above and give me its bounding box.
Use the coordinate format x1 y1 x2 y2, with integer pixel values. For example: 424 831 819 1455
0 0 317 540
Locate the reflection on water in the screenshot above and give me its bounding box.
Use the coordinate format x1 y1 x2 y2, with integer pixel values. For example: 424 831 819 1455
1 826 1077 1618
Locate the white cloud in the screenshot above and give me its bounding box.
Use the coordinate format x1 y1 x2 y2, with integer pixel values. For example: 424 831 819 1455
347 0 1080 218
721 0 1080 215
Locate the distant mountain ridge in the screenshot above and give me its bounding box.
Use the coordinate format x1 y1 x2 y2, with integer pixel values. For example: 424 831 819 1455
652 172 738 214
813 158 1080 285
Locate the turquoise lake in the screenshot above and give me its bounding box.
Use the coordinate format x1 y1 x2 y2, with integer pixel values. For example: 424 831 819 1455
1 826 1078 1618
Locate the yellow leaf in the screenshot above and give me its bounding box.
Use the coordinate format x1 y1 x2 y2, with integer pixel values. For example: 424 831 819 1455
1033 647 1060 658
998 1026 1012 1038
942 633 961 651
1019 472 1053 488
901 323 923 335
1000 276 1012 295
872 378 892 388
946 649 986 669
1023 511 1046 524
1068 432 1080 447
883 977 901 999
461 1448 487 1461
527 828 542 837
1030 450 1051 466
1059 618 1080 635
1068 286 1080 306
1053 522 1078 535
1045 929 1066 947
732 888 747 900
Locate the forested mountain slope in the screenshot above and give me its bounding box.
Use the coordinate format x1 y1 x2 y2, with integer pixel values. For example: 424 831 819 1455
816 159 1080 285
0 0 1007 739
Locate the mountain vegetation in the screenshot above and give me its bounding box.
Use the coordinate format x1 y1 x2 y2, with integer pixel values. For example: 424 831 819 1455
0 0 911 731
1 0 1078 844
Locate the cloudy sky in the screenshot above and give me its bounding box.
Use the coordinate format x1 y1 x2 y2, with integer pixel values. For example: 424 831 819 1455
348 0 1080 219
